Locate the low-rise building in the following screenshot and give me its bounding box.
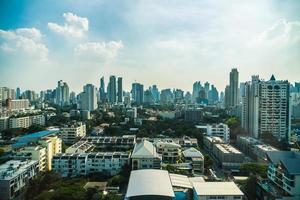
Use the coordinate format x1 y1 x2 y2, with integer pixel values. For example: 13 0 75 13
193 182 244 200
66 140 94 153
131 140 162 170
203 136 225 151
155 141 181 163
0 117 9 131
0 160 39 200
9 114 45 129
196 123 230 142
52 152 130 177
60 121 86 144
252 144 278 163
212 143 244 171
14 146 47 171
182 147 204 174
83 135 136 150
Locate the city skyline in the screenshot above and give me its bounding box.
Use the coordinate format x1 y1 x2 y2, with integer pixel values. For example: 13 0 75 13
1 0 300 92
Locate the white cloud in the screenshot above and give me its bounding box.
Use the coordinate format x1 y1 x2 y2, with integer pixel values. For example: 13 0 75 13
48 12 89 38
249 19 300 47
74 40 123 60
0 28 48 60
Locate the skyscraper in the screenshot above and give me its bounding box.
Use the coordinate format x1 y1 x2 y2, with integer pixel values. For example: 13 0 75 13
81 84 97 111
117 77 123 103
242 75 290 142
16 87 21 99
192 81 201 103
229 68 239 107
56 80 69 106
107 76 117 104
99 76 106 102
131 83 144 105
150 85 160 103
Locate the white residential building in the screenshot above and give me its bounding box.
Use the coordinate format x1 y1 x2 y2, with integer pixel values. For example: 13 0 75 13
182 147 204 174
155 141 181 163
52 152 130 177
131 140 162 170
60 121 86 144
196 123 230 142
242 75 290 142
9 114 45 129
66 140 94 153
0 160 39 200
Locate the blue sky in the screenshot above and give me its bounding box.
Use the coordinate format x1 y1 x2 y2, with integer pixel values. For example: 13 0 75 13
0 0 300 93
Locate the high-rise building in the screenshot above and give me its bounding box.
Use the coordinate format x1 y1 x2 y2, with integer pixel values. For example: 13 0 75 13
192 81 201 102
160 89 174 105
16 87 21 99
99 76 106 102
204 82 210 99
150 85 160 103
242 75 290 141
107 75 117 104
224 85 230 108
81 84 97 111
229 68 239 107
55 80 70 106
131 83 144 105
117 77 123 103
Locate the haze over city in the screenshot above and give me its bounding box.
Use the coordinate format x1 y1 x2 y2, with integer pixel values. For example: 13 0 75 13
1 0 300 92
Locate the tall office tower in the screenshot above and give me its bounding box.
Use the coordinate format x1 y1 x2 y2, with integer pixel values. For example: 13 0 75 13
184 92 192 104
22 90 36 102
144 89 154 105
192 81 201 102
99 76 106 102
209 85 219 104
242 75 290 142
295 82 300 93
204 82 210 98
224 85 230 108
229 68 239 107
107 75 117 104
131 83 144 105
160 89 174 105
174 89 184 103
239 82 245 104
55 80 70 106
70 92 76 104
40 91 45 101
117 77 123 103
16 87 21 99
150 85 160 103
81 84 97 111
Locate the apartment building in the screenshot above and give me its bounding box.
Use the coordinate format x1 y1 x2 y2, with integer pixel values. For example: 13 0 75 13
60 121 86 144
52 152 130 177
182 147 204 174
155 141 181 163
6 99 30 111
0 117 9 131
263 151 300 199
196 123 230 142
131 140 162 170
9 116 30 129
14 146 47 171
82 135 136 150
39 135 62 171
0 160 39 200
9 114 45 129
203 136 225 152
212 143 244 171
242 75 290 142
66 140 94 153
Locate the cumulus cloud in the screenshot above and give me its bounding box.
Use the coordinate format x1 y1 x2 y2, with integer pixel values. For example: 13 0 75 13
0 28 48 60
48 12 89 38
74 41 123 60
249 19 300 47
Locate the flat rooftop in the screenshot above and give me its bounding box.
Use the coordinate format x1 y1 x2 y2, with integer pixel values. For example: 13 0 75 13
193 182 244 196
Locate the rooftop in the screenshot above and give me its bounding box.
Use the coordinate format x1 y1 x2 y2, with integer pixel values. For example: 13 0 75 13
126 169 175 198
193 182 244 196
0 160 38 180
267 151 300 175
182 147 204 158
131 140 160 158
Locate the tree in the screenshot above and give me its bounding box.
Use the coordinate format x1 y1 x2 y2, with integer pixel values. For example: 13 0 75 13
240 163 267 178
241 175 257 199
